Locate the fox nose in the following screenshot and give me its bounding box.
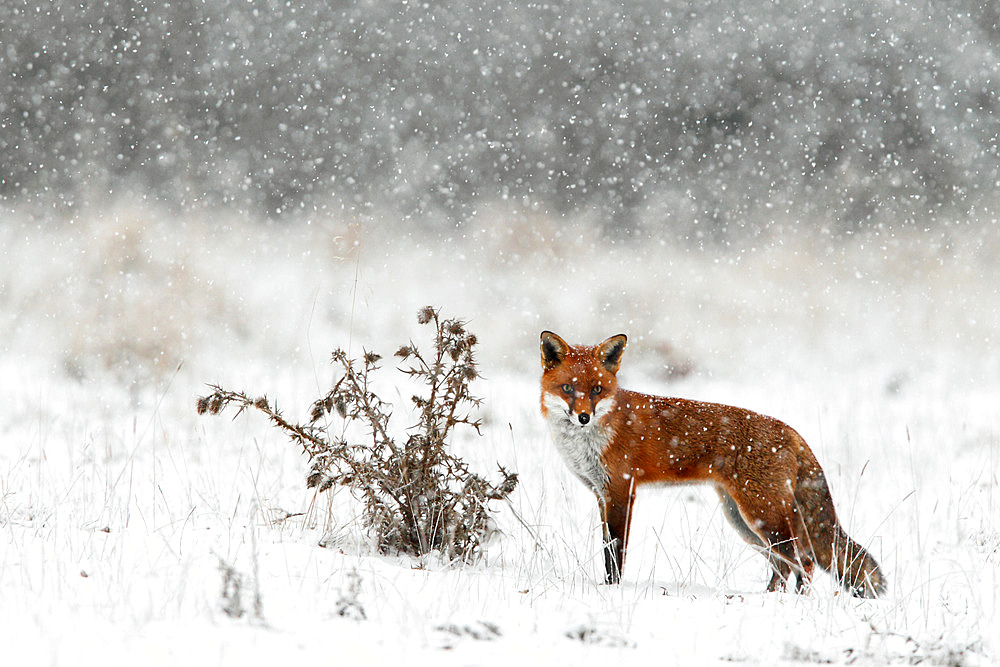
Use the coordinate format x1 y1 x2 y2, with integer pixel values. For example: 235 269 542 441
578 412 590 425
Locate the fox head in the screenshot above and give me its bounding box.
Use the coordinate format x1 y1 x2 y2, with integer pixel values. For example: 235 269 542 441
539 331 627 427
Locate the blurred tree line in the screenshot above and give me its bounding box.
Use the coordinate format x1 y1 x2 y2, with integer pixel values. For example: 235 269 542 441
2 0 997 237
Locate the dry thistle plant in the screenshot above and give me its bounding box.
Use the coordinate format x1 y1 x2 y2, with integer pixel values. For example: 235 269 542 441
198 306 517 561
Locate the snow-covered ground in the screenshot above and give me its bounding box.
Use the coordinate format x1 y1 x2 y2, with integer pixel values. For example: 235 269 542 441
1 204 997 664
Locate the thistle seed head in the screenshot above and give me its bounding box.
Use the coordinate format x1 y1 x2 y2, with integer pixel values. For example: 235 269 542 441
417 306 436 325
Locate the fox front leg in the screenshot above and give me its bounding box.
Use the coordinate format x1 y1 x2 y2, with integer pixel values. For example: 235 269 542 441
599 485 635 585
599 498 622 584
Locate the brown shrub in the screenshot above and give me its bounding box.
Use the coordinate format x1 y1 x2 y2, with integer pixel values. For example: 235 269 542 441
199 306 516 561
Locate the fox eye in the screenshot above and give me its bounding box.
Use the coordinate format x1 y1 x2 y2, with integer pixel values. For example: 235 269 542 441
591 385 603 396
561 384 573 394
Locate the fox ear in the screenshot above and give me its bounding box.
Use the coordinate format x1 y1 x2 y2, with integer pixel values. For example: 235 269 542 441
540 331 568 370
596 334 627 373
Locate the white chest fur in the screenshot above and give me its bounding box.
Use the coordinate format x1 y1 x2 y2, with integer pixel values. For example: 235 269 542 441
542 394 612 494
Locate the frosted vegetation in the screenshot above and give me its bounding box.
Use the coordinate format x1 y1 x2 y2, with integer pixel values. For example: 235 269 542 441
1 0 999 665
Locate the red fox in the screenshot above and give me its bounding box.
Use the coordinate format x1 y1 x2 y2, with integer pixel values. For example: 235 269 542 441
539 331 885 597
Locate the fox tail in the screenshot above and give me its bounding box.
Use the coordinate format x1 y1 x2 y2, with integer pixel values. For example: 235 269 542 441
796 457 886 598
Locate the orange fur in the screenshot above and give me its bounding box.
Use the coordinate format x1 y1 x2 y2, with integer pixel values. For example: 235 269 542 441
540 331 885 597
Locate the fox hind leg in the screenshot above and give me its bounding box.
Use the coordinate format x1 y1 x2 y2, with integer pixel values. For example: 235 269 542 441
716 488 766 549
763 550 812 593
717 487 796 591
722 475 819 594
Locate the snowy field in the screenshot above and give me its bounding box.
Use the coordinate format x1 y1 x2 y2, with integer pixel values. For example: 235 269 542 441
1 204 998 665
